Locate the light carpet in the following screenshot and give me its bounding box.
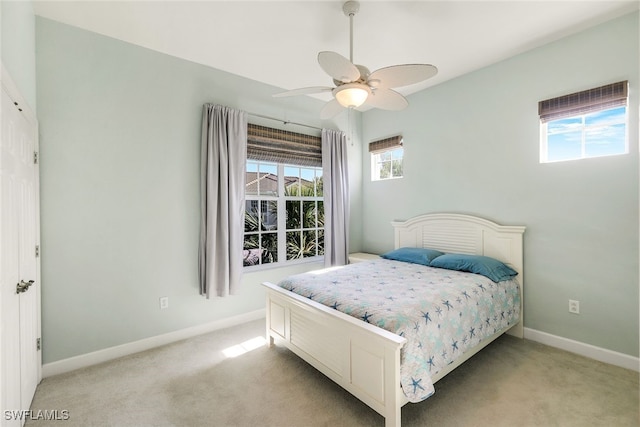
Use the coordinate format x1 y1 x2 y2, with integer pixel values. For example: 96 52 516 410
27 319 638 426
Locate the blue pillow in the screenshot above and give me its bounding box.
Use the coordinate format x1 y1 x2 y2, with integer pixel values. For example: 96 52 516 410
429 253 518 282
381 247 444 266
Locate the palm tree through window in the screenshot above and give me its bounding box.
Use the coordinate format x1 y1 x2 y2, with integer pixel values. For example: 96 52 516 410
244 160 324 267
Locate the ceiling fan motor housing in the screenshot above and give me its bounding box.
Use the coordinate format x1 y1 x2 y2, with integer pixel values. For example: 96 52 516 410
333 64 370 87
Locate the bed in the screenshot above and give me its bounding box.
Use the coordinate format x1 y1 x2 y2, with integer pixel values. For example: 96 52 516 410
262 213 525 427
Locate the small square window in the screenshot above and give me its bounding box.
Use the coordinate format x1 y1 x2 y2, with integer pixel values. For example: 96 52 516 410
371 147 404 181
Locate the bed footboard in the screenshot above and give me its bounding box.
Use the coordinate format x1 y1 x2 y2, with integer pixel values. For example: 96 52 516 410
263 281 408 427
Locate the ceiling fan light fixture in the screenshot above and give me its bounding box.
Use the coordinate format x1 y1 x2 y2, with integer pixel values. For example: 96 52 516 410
333 83 371 108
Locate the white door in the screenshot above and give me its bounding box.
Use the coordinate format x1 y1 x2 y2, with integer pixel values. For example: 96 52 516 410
1 68 41 427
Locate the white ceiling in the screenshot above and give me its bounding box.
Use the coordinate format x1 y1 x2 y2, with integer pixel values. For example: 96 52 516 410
32 1 639 104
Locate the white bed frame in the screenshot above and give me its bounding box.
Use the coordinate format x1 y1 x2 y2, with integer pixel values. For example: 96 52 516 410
262 213 525 427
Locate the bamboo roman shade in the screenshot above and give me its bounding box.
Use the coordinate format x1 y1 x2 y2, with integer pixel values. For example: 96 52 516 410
538 81 628 123
247 124 322 167
368 135 403 154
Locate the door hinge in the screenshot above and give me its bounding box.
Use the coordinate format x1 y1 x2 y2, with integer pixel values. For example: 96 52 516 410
36 338 41 351
35 245 40 258
33 151 39 164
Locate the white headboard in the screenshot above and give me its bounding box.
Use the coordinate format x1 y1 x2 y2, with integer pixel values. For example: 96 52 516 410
391 213 525 276
392 213 526 337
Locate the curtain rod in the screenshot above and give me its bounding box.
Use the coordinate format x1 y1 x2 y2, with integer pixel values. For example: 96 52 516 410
248 112 323 132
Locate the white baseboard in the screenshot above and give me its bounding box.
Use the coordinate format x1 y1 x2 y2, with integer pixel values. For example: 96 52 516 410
524 327 639 372
42 309 266 378
42 317 639 377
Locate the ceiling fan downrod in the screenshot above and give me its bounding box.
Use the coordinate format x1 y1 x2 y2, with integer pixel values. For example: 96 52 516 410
343 1 360 64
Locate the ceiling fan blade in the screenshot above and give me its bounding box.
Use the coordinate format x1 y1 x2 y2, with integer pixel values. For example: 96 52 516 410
318 51 360 83
273 86 334 98
368 64 438 89
365 88 409 111
320 99 345 119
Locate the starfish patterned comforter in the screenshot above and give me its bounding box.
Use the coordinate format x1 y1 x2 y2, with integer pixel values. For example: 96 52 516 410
277 258 520 402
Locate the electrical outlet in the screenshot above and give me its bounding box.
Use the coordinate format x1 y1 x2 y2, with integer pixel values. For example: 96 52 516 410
159 296 169 310
569 299 579 314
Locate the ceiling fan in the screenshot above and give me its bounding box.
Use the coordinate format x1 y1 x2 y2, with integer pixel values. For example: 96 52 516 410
273 0 438 119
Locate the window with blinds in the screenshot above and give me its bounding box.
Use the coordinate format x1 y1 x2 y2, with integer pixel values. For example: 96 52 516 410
369 135 403 181
244 124 324 268
538 81 628 163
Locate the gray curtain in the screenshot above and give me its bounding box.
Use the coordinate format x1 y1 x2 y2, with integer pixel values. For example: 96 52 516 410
199 104 248 298
322 129 350 267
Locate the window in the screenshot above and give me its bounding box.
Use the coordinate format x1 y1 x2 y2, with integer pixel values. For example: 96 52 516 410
243 125 324 268
539 81 628 163
244 161 324 267
370 135 403 181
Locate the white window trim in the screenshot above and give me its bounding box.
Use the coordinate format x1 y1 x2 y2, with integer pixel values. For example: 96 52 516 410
244 162 324 269
539 106 629 164
371 147 404 181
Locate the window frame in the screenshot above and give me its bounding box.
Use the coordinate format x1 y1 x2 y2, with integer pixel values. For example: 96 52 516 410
539 105 628 163
371 147 404 181
243 160 324 271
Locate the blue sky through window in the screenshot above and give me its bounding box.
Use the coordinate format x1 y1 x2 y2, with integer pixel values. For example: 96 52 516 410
544 106 626 162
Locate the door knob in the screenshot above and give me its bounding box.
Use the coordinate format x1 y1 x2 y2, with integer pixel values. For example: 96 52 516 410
16 280 34 294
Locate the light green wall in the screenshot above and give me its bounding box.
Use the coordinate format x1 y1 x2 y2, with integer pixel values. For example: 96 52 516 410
32 10 640 363
361 12 639 357
1 0 37 109
35 17 362 364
